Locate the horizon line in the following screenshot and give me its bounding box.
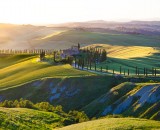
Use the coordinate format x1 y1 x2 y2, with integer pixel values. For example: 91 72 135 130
1 19 160 26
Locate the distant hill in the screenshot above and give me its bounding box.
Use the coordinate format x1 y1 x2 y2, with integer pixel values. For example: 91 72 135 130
0 21 160 49
0 23 67 49
49 21 160 35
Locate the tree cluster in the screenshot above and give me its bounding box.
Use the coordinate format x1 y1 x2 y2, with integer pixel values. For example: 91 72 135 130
0 99 89 125
75 47 107 67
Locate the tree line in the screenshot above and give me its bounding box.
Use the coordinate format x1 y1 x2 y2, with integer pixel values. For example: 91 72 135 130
0 49 54 55
0 99 89 125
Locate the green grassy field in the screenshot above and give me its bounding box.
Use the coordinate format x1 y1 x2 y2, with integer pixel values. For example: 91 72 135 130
95 55 160 75
56 117 160 130
0 54 95 90
45 30 160 47
0 54 35 69
81 43 160 75
0 107 68 130
1 107 160 130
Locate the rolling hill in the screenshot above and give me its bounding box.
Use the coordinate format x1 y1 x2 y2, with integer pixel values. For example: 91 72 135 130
56 117 160 130
82 82 160 120
1 22 160 50
0 54 94 90
0 75 122 112
0 24 67 49
0 51 160 116
0 107 160 130
83 44 159 59
82 43 160 75
0 107 64 129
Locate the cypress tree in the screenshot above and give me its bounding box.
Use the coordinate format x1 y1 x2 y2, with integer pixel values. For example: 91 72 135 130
78 43 80 51
136 66 137 75
75 57 77 67
90 60 91 70
144 67 146 76
101 49 107 62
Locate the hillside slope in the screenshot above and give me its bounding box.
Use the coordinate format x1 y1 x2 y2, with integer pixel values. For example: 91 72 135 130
1 24 160 49
0 107 71 130
56 117 160 130
82 82 160 120
0 54 94 90
83 44 159 59
41 29 160 47
0 76 122 112
0 24 67 49
82 43 160 75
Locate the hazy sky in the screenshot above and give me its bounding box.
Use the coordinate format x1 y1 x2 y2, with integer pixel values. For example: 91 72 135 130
0 0 160 24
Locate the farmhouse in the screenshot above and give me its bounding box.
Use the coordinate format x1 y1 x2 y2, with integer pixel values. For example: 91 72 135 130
61 44 80 58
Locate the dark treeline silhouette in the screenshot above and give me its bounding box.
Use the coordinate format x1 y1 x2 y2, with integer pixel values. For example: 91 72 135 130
0 49 54 55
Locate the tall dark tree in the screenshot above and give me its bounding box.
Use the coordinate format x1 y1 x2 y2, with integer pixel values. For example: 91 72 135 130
40 51 45 61
53 51 56 62
101 49 107 62
78 43 80 50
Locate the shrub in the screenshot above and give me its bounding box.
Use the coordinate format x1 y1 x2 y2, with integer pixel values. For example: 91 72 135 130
35 102 53 112
1 100 14 108
68 110 89 123
19 98 34 108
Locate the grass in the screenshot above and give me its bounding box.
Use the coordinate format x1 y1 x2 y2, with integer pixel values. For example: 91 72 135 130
81 43 160 75
1 107 160 130
39 30 67 40
82 82 136 117
56 117 160 130
47 30 160 47
0 76 123 112
0 107 66 130
83 44 158 59
82 82 160 120
0 54 36 69
1 26 160 50
0 55 95 90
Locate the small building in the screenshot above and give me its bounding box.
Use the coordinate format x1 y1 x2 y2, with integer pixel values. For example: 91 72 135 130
61 44 80 58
